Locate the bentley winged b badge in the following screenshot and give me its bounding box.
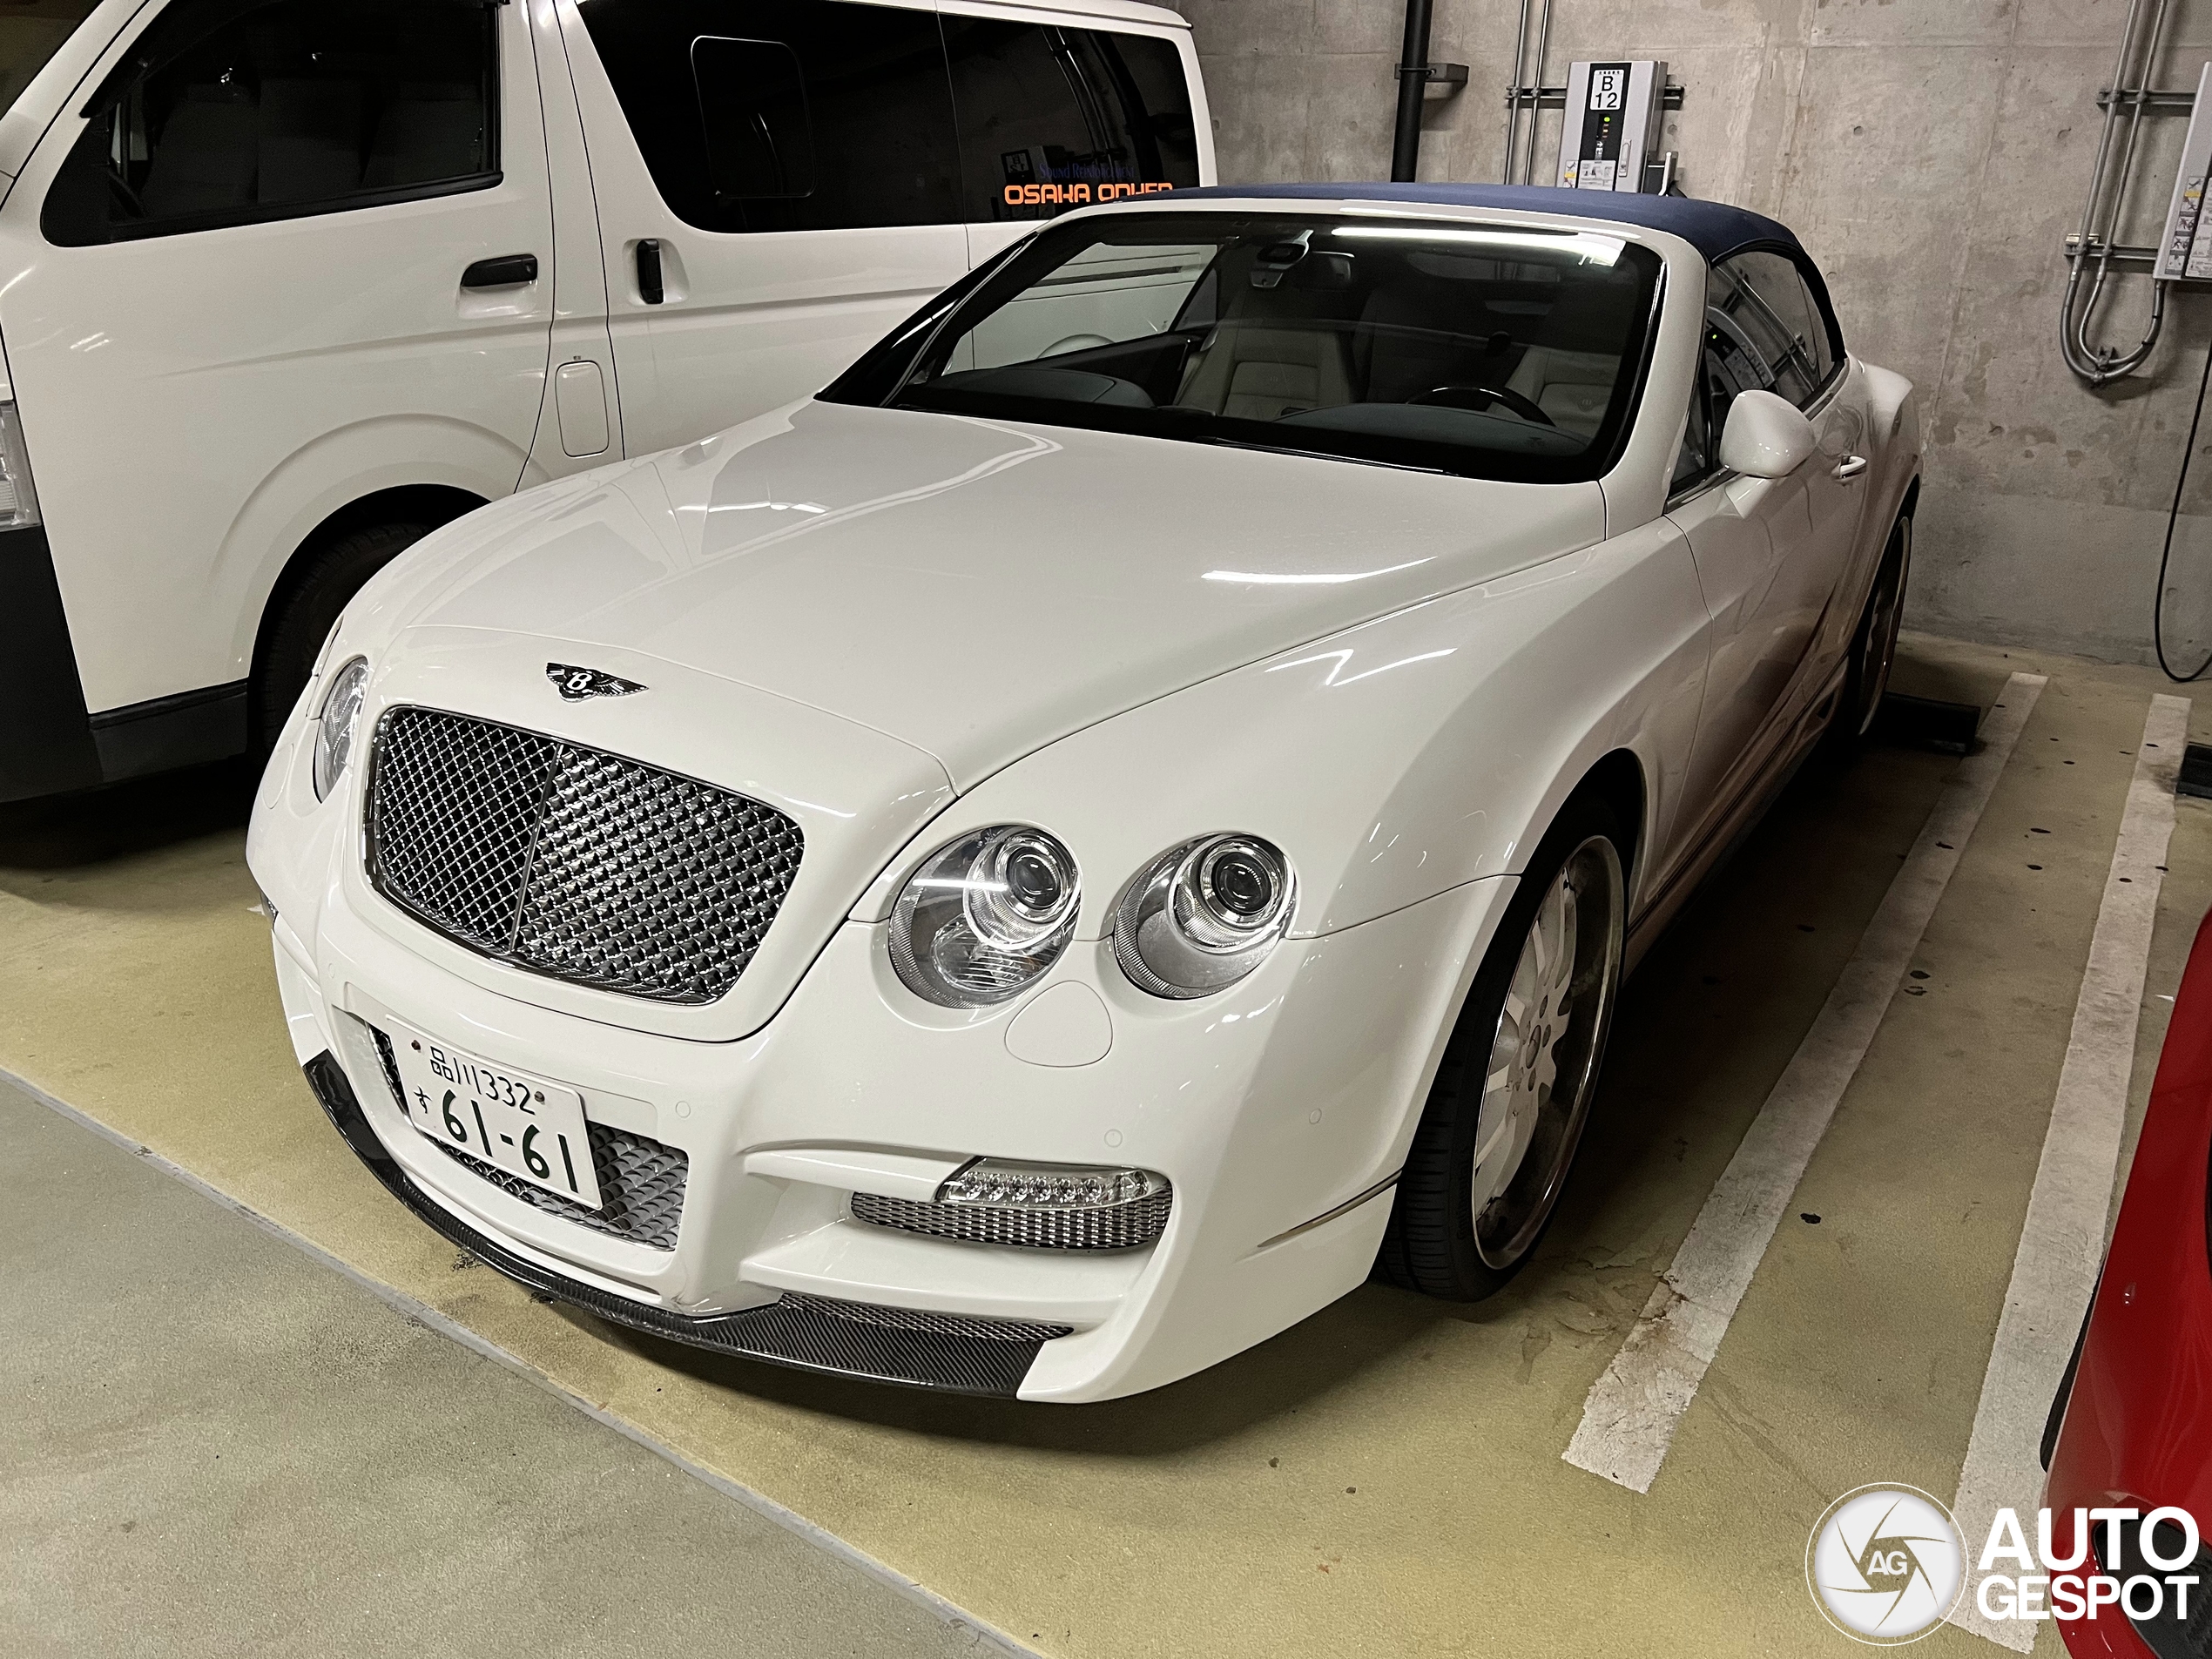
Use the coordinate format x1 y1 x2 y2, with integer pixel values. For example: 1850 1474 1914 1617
546 663 647 702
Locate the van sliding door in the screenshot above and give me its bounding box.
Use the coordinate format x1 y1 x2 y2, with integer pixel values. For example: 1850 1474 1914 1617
561 0 968 456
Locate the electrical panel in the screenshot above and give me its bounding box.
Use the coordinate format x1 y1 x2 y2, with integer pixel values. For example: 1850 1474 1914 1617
1555 60 1667 193
2157 63 2212 280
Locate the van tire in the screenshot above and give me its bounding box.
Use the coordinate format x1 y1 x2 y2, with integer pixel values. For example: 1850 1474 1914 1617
254 521 433 750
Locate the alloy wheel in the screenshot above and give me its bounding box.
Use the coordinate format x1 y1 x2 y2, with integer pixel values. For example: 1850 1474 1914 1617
1851 518 1911 738
1467 835 1625 1270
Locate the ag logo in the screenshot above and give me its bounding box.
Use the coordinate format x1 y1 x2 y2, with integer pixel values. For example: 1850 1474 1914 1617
1807 1485 1966 1644
546 663 645 702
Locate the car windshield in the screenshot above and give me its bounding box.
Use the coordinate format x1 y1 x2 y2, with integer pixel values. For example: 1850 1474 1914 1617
0 0 102 125
867 211 1664 483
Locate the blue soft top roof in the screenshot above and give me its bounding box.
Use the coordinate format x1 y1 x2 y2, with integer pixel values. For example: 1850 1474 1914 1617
1162 182 1802 264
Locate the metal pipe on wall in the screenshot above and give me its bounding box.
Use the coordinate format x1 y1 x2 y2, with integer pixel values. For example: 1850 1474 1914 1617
1392 0 1435 181
1501 0 1555 185
2060 0 2173 384
1523 0 1554 184
1501 0 1533 184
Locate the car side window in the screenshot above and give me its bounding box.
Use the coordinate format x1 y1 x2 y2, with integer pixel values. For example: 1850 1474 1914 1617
41 0 497 247
576 0 961 234
1669 361 1711 495
1672 272 1778 493
940 21 1201 222
1710 251 1838 408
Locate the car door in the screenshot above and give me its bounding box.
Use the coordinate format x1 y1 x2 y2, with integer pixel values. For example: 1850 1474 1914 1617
556 0 972 458
937 9 1208 270
1710 249 1871 691
0 0 554 724
1666 252 1865 840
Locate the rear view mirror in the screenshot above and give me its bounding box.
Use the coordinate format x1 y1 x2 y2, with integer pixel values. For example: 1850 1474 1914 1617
1288 252 1356 290
1718 389 1817 479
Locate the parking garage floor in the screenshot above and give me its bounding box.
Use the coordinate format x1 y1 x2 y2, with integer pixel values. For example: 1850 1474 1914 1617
3 632 2202 1658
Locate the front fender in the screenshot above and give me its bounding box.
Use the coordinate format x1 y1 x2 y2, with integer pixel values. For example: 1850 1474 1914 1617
853 515 1710 941
1861 360 1922 536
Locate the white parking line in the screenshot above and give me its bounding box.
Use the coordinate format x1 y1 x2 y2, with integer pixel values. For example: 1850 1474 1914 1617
1563 671 2047 1494
1946 693 2189 1651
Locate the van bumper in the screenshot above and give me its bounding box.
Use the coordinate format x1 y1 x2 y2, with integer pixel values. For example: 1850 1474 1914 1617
0 522 252 802
0 524 100 803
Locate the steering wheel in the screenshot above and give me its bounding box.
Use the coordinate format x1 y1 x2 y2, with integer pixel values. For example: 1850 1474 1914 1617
1408 384 1555 427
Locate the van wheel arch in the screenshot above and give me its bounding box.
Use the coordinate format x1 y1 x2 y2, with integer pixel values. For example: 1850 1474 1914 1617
250 485 484 748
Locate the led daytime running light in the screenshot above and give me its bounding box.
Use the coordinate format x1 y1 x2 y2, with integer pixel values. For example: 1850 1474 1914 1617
938 1159 1168 1211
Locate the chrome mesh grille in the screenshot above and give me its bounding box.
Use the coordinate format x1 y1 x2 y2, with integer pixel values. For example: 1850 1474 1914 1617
370 1027 687 1251
850 1188 1172 1251
367 706 804 1005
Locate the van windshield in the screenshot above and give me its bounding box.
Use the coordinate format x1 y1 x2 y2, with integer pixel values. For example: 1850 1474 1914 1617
0 1 102 126
864 211 1664 484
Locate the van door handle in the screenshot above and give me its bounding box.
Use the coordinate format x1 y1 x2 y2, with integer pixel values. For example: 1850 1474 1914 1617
461 253 539 288
1832 454 1869 482
637 239 664 306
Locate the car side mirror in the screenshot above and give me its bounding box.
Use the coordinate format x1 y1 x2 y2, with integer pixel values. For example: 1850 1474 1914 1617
1718 389 1817 479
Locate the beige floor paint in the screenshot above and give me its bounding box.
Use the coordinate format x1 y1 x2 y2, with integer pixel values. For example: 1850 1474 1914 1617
3 632 2203 1658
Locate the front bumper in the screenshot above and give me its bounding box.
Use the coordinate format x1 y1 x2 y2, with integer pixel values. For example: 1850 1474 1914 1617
302 1052 1072 1394
266 862 1506 1402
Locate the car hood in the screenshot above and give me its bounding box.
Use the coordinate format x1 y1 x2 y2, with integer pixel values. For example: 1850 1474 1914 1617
394 400 1608 789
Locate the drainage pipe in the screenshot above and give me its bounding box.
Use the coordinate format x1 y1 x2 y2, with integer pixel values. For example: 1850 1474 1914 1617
1501 0 1534 183
1391 0 1434 182
1522 0 1554 184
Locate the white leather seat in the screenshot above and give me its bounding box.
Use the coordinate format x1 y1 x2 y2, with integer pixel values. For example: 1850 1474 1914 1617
1504 347 1620 438
1177 323 1355 420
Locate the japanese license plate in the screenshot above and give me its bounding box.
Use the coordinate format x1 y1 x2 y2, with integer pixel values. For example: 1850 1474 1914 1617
386 1024 604 1211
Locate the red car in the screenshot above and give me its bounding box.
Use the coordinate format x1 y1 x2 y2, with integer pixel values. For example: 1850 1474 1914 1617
2044 907 2212 1657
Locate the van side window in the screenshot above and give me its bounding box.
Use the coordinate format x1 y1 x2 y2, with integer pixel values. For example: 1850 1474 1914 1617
941 22 1199 221
41 0 497 247
577 0 961 233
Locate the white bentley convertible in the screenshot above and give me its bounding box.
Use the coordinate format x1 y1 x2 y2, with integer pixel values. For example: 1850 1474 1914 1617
249 184 1919 1402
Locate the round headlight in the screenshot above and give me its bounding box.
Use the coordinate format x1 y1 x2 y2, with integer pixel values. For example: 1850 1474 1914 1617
889 826 1080 1007
311 657 370 802
1114 833 1297 998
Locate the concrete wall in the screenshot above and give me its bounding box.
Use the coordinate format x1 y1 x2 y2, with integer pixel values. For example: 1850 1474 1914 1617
1177 0 2212 667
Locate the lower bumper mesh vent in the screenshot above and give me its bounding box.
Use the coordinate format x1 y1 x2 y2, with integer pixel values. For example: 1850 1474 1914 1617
722 1294 1071 1394
369 1027 687 1251
851 1187 1172 1251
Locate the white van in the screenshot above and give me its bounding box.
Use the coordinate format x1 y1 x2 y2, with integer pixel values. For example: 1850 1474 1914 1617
0 0 1211 802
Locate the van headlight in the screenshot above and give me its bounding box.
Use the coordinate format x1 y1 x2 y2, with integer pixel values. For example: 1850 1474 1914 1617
889 826 1080 1007
0 401 42 530
1114 834 1296 998
311 658 370 801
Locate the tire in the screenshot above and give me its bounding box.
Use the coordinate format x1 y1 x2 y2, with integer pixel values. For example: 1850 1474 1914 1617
1828 512 1912 751
1378 792 1629 1300
254 521 434 749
